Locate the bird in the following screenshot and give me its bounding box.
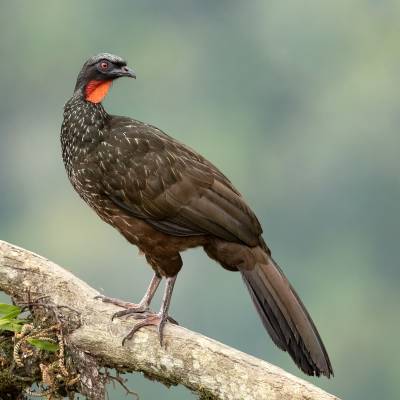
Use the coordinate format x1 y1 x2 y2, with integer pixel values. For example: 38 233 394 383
61 53 333 378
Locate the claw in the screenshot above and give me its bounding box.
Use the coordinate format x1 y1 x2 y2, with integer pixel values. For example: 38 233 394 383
119 312 179 346
94 294 145 311
121 313 168 346
111 307 150 321
95 274 161 316
157 316 168 346
120 276 178 346
101 275 178 347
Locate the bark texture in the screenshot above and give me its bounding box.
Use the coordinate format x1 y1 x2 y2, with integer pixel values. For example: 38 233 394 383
0 240 339 400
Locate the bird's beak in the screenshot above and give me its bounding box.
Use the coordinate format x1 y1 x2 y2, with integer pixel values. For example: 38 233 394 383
118 66 136 78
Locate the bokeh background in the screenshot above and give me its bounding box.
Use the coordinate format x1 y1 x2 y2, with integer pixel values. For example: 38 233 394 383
1 1 399 399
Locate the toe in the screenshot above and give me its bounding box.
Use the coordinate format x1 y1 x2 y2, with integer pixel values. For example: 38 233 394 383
112 307 152 321
158 319 167 346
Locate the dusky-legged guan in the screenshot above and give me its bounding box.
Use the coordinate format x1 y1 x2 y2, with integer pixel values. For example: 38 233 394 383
61 53 333 377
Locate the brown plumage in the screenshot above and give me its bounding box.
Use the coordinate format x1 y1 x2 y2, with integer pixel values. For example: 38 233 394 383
61 53 333 377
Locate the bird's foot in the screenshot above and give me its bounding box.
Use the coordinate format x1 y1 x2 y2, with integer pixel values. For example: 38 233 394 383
121 312 178 346
111 306 152 321
94 295 149 313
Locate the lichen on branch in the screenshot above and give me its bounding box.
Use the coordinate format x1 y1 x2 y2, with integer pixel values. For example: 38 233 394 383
0 240 340 400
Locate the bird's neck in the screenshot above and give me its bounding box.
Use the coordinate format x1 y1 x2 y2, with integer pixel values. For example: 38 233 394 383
64 90 109 119
61 93 110 174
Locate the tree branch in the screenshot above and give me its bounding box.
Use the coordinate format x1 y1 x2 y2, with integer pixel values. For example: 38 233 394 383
0 240 339 400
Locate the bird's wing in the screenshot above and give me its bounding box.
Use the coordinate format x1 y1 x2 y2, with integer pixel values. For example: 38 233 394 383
97 118 262 246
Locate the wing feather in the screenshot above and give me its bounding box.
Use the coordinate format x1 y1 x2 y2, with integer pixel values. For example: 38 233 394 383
100 118 262 245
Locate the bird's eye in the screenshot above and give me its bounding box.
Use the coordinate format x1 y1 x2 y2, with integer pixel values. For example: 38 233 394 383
99 61 109 71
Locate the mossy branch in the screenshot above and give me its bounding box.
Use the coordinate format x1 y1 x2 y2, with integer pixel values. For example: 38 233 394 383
0 240 340 400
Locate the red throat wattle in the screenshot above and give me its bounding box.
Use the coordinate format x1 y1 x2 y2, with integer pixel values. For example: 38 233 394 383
85 80 112 103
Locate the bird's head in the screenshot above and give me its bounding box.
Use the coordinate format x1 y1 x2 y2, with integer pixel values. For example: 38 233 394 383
74 53 136 104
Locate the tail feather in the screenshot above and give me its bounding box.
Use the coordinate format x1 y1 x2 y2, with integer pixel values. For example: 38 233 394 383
240 254 333 377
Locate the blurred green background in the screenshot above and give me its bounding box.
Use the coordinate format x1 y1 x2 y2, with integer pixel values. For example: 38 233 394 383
0 1 399 399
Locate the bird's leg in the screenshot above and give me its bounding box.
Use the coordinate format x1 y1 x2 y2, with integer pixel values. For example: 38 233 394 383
122 275 177 346
95 273 161 314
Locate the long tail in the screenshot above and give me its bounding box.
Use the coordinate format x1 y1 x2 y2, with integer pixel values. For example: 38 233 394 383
240 250 333 377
